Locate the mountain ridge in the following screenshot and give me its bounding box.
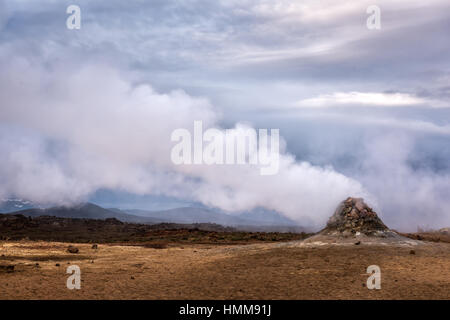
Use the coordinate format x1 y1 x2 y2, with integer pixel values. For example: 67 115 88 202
1 201 305 232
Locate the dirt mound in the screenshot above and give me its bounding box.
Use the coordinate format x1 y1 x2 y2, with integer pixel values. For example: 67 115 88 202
321 197 389 237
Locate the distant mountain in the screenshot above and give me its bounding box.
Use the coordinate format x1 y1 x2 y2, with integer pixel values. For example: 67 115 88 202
0 199 38 213
126 207 253 225
3 202 305 232
124 206 301 228
9 203 161 224
89 189 196 211
236 208 297 226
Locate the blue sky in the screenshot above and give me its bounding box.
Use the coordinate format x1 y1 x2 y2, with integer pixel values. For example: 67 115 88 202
0 0 449 230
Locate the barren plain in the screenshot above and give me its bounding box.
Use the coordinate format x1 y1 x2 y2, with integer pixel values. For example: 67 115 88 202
1 239 449 299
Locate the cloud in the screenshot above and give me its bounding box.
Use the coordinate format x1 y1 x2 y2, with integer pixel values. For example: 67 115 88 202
230 110 450 229
2 0 450 109
0 57 369 228
0 0 8 32
295 92 441 108
355 133 450 230
287 111 450 136
0 1 449 231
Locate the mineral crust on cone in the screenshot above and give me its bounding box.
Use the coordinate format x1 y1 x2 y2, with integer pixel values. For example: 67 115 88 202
296 197 421 246
321 197 389 237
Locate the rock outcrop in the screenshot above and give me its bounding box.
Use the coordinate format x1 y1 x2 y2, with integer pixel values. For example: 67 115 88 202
321 197 389 237
296 197 421 246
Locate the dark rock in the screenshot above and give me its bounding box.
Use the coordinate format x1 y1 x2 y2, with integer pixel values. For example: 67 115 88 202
354 241 361 245
91 244 98 249
409 250 416 255
0 264 15 273
67 245 79 254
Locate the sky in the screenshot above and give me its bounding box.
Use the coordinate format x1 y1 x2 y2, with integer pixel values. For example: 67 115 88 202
0 0 449 230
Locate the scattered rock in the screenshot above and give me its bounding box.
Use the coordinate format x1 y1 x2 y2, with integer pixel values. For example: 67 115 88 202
143 243 167 249
67 245 79 254
131 276 135 280
91 244 98 249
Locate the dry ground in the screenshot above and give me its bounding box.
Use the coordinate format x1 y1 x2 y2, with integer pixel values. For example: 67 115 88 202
0 240 449 299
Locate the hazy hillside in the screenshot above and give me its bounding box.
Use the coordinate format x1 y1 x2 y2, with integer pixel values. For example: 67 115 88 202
3 202 305 232
9 203 160 224
127 207 245 225
124 207 300 227
237 208 298 226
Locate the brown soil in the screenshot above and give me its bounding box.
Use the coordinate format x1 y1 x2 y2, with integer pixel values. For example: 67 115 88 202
0 240 449 300
399 231 450 243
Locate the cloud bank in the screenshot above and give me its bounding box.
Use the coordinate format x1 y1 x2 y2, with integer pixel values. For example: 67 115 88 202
1 0 449 231
0 57 369 228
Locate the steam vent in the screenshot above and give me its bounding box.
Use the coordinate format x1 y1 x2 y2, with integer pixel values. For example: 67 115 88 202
299 197 420 246
321 197 389 237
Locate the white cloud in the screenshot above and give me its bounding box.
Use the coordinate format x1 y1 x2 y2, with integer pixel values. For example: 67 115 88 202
1 0 450 231
0 58 368 228
295 92 446 108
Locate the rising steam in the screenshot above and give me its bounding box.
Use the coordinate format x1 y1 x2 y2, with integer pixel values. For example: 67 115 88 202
0 57 370 228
